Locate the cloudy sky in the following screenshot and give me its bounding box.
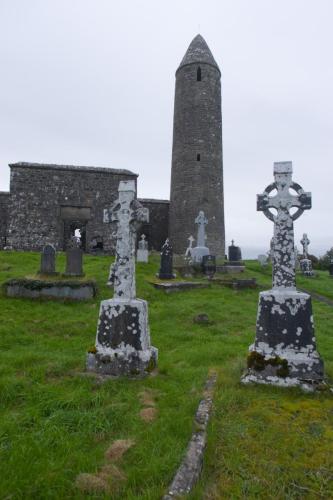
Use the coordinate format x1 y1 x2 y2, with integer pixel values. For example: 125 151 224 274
0 0 332 257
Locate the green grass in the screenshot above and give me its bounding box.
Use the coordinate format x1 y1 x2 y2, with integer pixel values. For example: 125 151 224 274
0 252 332 499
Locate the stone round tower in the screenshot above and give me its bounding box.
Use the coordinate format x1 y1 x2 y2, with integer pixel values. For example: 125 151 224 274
169 34 225 256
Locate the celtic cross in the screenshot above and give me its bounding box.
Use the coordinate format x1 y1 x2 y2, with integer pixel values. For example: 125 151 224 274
103 180 149 299
300 233 310 258
195 211 208 247
257 162 311 289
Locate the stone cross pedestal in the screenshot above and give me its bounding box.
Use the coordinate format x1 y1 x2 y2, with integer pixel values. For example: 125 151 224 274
137 234 149 263
64 237 84 276
87 180 157 377
242 162 324 391
40 244 58 275
158 239 176 279
300 233 314 276
192 211 210 263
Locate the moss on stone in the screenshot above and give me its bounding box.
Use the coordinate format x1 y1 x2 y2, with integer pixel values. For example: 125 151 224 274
247 351 289 377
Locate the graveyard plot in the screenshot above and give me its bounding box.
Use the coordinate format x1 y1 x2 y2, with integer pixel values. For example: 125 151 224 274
0 251 332 499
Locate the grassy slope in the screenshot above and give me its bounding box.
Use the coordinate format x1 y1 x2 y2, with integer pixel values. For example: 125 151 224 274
0 252 332 499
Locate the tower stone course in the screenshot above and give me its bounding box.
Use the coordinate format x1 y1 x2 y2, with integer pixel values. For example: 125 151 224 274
169 34 225 256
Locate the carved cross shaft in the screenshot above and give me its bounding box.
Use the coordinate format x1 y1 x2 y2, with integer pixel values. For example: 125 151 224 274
195 210 208 247
104 180 149 299
257 162 311 289
300 233 310 258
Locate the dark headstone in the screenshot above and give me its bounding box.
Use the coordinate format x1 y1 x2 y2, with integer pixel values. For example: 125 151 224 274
40 244 57 275
65 247 84 276
158 239 175 279
202 255 216 278
228 240 242 264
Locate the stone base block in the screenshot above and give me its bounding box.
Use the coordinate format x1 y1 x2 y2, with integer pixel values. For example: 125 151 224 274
87 298 158 377
300 258 314 277
221 265 245 274
192 246 210 263
137 249 149 263
242 289 324 391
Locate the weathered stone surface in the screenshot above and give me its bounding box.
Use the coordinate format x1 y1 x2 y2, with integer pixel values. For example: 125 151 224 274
169 35 225 257
87 180 157 377
201 254 216 278
163 372 217 499
192 211 210 263
300 258 314 277
0 192 9 249
6 163 138 253
5 278 96 300
242 161 324 390
88 298 157 376
65 238 84 276
300 233 310 258
150 281 210 293
137 235 148 263
40 244 57 275
158 239 175 279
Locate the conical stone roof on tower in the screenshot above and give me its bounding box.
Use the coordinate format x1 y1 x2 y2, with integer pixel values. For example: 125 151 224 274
169 34 225 256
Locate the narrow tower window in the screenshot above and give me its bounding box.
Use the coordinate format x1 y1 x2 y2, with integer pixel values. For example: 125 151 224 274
197 154 201 161
197 66 201 81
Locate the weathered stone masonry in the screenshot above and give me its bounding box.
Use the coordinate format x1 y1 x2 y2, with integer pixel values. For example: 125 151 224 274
169 35 225 256
0 192 9 248
5 163 137 252
1 162 169 253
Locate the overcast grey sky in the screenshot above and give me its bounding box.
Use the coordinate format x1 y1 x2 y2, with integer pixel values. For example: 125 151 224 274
0 0 332 257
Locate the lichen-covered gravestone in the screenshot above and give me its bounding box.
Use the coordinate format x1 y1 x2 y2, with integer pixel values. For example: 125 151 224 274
64 237 84 276
40 244 57 275
192 211 210 263
242 162 324 391
137 234 149 263
87 180 157 376
300 233 314 276
158 239 175 279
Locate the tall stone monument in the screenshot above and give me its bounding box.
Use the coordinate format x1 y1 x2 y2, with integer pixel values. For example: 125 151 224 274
192 211 210 263
169 34 225 256
300 233 314 276
242 162 324 390
87 180 157 376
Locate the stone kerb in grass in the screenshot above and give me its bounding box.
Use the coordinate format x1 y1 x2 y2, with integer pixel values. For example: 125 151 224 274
242 161 324 391
86 180 158 377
